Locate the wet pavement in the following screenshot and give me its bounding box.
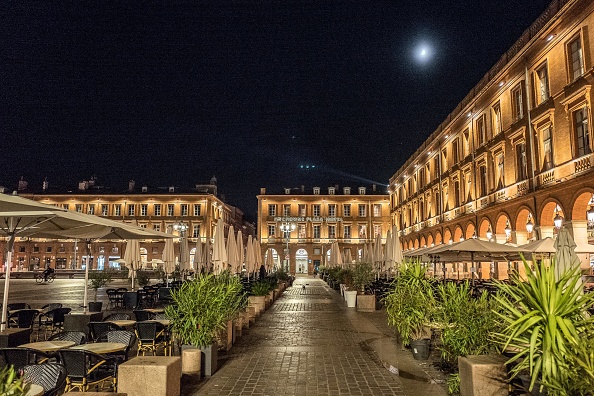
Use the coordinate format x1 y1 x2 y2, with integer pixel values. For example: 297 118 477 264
186 275 448 396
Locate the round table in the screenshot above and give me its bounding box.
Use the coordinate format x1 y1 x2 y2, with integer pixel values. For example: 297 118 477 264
18 340 76 352
70 342 127 354
25 384 44 396
154 319 170 326
107 319 136 327
144 308 165 313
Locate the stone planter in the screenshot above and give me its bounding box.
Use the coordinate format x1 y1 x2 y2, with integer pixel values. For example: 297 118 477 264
181 346 202 377
356 294 376 312
88 301 102 312
248 296 266 316
345 290 357 307
199 342 218 377
459 355 507 396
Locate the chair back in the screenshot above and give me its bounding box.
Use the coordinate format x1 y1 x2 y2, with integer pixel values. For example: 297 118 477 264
57 350 89 380
50 307 72 325
99 330 137 348
88 321 121 341
7 303 30 310
48 331 87 345
134 321 164 342
116 287 128 293
11 309 39 328
41 303 63 312
22 363 67 395
154 313 168 320
0 348 49 371
122 292 139 309
133 310 153 322
103 313 131 321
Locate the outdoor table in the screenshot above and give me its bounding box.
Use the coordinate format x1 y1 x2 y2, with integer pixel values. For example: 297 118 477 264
154 319 170 326
18 340 76 352
107 320 136 327
24 384 44 396
144 308 165 314
70 342 127 354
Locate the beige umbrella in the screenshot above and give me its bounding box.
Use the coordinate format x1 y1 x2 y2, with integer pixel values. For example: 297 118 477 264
265 248 275 272
345 249 353 265
203 238 212 273
179 235 191 274
226 225 238 273
212 218 227 274
554 228 582 282
374 233 384 273
193 239 204 274
245 235 255 279
123 239 141 290
254 239 263 270
236 230 244 274
162 238 176 275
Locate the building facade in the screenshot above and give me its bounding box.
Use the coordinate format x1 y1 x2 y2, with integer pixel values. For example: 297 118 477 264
389 0 594 277
257 185 390 275
2 185 255 271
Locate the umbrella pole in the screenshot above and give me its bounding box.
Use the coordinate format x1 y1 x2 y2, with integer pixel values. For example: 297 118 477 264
1 231 15 332
83 240 92 314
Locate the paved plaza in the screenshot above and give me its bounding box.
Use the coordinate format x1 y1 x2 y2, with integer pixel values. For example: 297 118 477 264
185 275 447 396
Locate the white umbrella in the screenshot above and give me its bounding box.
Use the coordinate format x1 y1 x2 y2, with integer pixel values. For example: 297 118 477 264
203 238 212 273
265 248 275 272
226 225 237 273
123 239 141 290
193 240 204 274
254 239 263 270
245 235 255 278
151 258 164 270
554 228 582 282
236 230 244 274
374 233 384 273
344 249 353 265
212 218 227 274
179 235 191 274
162 238 176 275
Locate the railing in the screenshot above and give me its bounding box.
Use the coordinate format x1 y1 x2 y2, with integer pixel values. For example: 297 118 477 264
539 169 555 186
517 180 529 195
495 190 506 202
575 156 592 173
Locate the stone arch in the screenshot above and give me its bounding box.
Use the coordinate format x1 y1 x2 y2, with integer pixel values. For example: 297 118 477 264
495 212 512 236
571 189 594 221
427 233 434 246
514 206 535 244
478 218 492 240
443 228 452 244
453 225 464 242
540 199 565 227
434 231 442 245
465 222 476 240
420 235 427 248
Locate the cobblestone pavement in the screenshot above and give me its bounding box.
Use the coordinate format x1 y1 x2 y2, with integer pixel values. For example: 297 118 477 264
188 276 447 396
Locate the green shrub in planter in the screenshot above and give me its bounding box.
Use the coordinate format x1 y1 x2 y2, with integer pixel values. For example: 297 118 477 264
88 269 114 301
353 262 374 293
166 271 247 347
275 268 290 282
0 365 28 396
250 281 271 296
136 270 151 287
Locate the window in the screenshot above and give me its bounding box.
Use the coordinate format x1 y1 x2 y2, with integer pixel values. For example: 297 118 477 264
454 180 461 207
128 204 135 216
541 126 554 171
512 85 524 122
373 204 381 217
46 246 52 253
298 204 306 216
19 246 25 253
268 204 277 216
75 204 83 213
313 224 321 239
283 204 291 216
419 167 426 188
535 63 550 104
62 204 69 210
140 224 146 228
492 103 502 135
477 115 487 146
496 153 504 190
153 224 161 232
114 205 121 216
569 35 584 81
343 225 351 239
328 225 336 239
154 204 161 216
193 204 201 216
463 129 471 156
516 142 528 181
373 225 381 237
313 205 321 217
479 164 488 196
181 204 188 216
87 205 95 215
193 225 200 238
101 204 108 216
268 225 276 237
575 107 591 157
358 187 366 195
167 204 174 216
343 187 351 195
298 224 306 238
452 138 459 164
358 204 366 217
343 204 351 217
33 246 39 253
441 148 448 168
328 187 335 195
141 204 148 216
328 204 336 217
313 187 320 195
358 225 367 239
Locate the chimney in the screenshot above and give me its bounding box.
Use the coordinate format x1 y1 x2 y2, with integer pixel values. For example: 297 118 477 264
18 176 28 191
141 186 148 193
372 184 377 192
42 177 49 191
128 180 135 192
168 186 175 193
301 185 305 193
260 187 266 195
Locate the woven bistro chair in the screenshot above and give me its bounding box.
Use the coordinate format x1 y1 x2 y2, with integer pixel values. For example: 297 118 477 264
87 322 122 342
37 307 71 340
133 309 155 322
103 313 132 321
58 349 118 392
48 331 87 345
8 309 39 330
134 321 168 356
96 330 137 363
0 347 51 371
21 363 67 396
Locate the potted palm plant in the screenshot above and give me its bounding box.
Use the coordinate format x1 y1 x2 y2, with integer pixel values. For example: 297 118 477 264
353 262 376 312
166 271 247 377
385 261 435 360
249 281 271 315
88 269 113 312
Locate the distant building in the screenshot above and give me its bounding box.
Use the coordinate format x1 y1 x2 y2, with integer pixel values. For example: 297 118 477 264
257 185 390 275
389 0 594 279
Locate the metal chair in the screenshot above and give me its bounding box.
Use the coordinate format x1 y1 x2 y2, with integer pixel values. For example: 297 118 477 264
103 313 131 321
133 309 154 322
87 322 122 342
40 303 63 312
58 349 118 392
48 331 87 345
8 309 39 329
38 307 72 340
122 291 139 310
0 347 51 371
105 289 121 309
134 321 168 356
7 303 31 310
21 363 67 396
96 330 137 363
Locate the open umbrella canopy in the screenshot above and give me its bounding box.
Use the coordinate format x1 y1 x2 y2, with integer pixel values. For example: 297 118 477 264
521 237 556 253
212 218 227 274
427 238 529 262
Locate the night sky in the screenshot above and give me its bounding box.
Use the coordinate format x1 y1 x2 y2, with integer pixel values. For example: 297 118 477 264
1 0 552 220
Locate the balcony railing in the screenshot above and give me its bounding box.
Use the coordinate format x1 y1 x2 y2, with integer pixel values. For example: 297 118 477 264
539 169 555 186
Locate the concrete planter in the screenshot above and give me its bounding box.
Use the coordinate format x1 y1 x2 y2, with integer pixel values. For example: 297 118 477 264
181 346 202 377
459 355 507 396
199 342 219 377
356 294 376 312
248 296 266 316
345 290 357 307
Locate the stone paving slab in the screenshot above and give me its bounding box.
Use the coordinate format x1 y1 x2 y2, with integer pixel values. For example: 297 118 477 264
186 276 447 396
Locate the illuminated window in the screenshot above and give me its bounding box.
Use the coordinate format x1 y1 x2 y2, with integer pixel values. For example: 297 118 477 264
343 187 351 195
298 204 306 216
114 204 121 216
167 204 174 216
313 205 321 217
328 225 336 239
568 35 584 81
283 204 291 216
313 224 321 239
268 204 277 216
128 204 135 216
193 204 201 216
454 180 461 207
358 225 367 239
75 204 83 213
343 204 351 217
343 225 351 239
516 142 528 181
101 204 108 216
328 204 336 217
373 204 381 217
154 204 161 216
141 204 148 216
476 115 487 146
62 204 69 210
268 225 275 237
153 224 160 232
87 205 95 215
313 187 320 195
181 204 188 216
373 225 381 237
193 225 200 238
479 164 488 197
511 85 524 122
535 63 549 104
452 138 459 164
358 204 366 217
328 187 335 195
541 126 554 171
492 103 502 135
298 224 306 238
496 153 504 190
575 107 591 157
358 187 366 195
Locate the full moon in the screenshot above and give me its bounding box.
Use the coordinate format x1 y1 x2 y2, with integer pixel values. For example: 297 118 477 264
414 43 434 64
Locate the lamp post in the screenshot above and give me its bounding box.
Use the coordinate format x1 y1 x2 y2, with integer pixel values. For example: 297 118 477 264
486 225 493 241
553 207 563 229
173 222 189 278
279 223 295 273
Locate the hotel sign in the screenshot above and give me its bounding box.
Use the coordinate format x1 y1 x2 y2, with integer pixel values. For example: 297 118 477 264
274 216 343 223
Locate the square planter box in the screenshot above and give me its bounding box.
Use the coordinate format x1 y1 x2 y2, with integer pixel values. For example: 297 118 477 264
356 294 376 312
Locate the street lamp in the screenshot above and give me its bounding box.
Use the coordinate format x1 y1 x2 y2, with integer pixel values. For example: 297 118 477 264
486 225 493 241
587 195 594 226
553 207 563 229
526 214 534 234
504 220 512 241
279 223 295 273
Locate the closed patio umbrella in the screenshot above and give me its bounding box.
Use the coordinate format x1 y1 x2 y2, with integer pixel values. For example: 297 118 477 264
203 238 212 273
193 239 204 274
226 225 237 273
236 230 244 274
123 239 141 290
179 236 191 274
265 248 275 272
212 218 227 274
554 227 582 282
162 237 176 281
245 235 255 279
